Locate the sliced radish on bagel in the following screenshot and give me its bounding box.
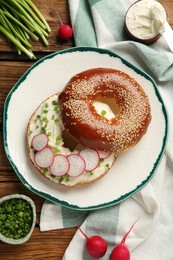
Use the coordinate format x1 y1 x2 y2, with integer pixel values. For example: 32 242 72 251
32 133 48 151
34 147 54 168
79 148 100 172
50 154 70 176
27 92 119 186
67 154 86 177
97 150 112 159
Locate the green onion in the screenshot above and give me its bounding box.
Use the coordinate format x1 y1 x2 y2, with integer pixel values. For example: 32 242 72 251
1 9 39 41
59 174 70 183
25 0 51 32
1 10 32 49
0 25 35 59
0 0 51 59
101 110 107 117
56 135 61 145
0 198 33 239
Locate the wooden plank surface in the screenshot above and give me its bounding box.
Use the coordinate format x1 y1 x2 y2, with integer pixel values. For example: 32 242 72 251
0 1 172 259
0 1 76 259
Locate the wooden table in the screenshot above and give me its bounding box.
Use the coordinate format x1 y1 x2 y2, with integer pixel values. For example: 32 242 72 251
0 1 172 259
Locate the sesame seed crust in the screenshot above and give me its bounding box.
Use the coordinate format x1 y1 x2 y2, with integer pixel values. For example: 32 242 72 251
59 68 151 152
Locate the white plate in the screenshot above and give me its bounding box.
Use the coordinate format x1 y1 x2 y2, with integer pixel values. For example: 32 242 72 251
3 47 168 210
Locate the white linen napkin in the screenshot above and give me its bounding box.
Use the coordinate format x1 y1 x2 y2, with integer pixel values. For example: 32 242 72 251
40 1 173 259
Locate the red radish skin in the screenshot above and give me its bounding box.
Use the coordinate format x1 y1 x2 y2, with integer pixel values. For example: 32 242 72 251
58 24 73 41
97 150 112 159
32 133 48 151
56 10 73 41
49 154 70 176
34 147 54 168
79 148 100 171
79 227 108 259
67 154 86 177
110 243 130 260
110 219 139 260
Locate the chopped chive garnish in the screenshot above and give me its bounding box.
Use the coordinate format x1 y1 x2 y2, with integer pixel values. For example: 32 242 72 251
41 126 46 132
52 100 58 106
101 110 106 117
43 109 48 114
41 116 48 123
53 147 61 154
54 118 59 124
0 198 33 239
98 158 104 167
56 135 61 145
54 105 60 112
59 174 70 183
42 168 48 173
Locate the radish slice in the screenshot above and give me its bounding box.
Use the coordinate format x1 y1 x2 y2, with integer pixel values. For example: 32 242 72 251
50 154 69 176
79 148 100 171
97 150 111 159
34 147 54 168
67 154 85 177
32 133 48 151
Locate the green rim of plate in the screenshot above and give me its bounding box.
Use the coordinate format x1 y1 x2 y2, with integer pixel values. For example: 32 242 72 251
3 47 168 211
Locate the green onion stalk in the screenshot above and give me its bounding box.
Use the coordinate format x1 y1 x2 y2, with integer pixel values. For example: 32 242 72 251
0 0 51 59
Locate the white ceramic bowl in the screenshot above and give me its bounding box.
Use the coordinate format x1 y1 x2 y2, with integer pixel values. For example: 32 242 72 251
0 194 36 244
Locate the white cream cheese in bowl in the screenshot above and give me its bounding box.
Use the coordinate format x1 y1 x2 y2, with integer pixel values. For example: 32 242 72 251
125 0 167 44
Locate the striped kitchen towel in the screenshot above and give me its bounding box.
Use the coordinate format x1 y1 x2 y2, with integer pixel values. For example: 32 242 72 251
69 0 173 82
40 1 173 259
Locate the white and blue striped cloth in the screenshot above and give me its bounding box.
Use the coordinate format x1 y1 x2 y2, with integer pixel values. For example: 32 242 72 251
40 1 173 259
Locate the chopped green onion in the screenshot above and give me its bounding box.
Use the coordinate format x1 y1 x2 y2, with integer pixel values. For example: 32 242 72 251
59 174 70 183
56 135 61 145
101 110 107 117
0 198 33 239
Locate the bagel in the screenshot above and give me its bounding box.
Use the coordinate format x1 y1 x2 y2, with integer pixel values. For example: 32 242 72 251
26 94 118 187
59 68 151 152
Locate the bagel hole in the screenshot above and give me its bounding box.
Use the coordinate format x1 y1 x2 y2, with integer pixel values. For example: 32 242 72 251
93 98 119 119
62 129 79 152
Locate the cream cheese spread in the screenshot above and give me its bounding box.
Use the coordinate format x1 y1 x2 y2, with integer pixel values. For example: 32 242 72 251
126 0 166 39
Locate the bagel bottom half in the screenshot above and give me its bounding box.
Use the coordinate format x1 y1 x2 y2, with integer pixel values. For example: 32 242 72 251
26 93 118 187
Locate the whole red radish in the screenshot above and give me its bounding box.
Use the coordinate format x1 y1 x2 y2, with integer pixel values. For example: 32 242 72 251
110 219 139 260
79 227 108 258
58 24 73 41
110 243 130 260
56 11 73 41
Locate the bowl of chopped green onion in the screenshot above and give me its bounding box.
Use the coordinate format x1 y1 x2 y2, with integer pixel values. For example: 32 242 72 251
0 194 36 244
